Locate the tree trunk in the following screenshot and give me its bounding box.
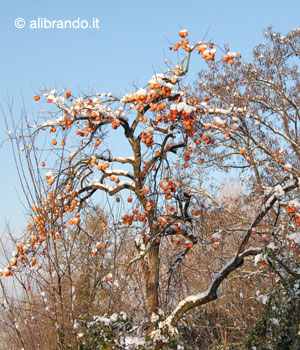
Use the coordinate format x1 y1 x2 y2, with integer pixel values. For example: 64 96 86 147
141 243 160 333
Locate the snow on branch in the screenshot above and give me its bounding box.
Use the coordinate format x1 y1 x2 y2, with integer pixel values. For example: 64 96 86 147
198 104 238 115
163 247 262 328
81 180 135 196
96 155 135 164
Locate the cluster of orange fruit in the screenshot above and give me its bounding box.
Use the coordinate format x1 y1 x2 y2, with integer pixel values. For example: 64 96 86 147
34 91 111 146
180 112 197 135
270 151 287 170
199 133 215 145
157 215 172 228
190 208 202 216
110 175 120 184
63 197 79 212
141 129 154 147
285 204 300 226
46 172 55 186
198 45 216 61
10 183 87 275
222 55 235 65
140 160 152 178
174 29 192 52
92 241 110 256
122 210 148 226
172 39 191 52
183 145 193 168
211 235 220 250
166 204 175 212
171 29 191 52
183 240 194 248
140 185 150 196
68 213 80 225
123 85 173 114
97 162 110 171
75 121 97 138
159 178 177 200
145 200 157 212
111 119 121 129
171 30 217 62
1 209 59 276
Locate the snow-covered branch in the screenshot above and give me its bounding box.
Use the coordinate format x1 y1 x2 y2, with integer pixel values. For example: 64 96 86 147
163 247 262 328
96 155 135 164
81 179 135 196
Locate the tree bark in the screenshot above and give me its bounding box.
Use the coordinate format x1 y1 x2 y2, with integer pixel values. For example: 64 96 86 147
140 243 160 333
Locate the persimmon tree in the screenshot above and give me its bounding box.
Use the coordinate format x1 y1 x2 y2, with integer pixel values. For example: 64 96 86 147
3 27 300 348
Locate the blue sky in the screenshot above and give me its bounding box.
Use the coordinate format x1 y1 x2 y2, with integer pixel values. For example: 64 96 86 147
1 0 300 234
